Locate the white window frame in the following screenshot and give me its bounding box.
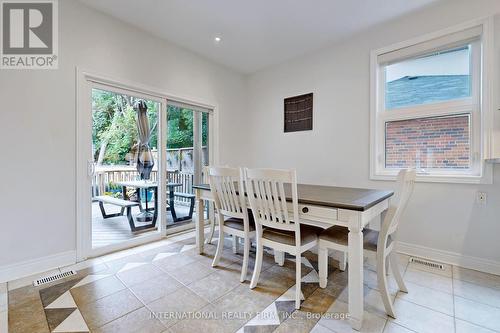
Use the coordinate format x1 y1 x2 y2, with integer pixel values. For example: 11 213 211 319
370 18 494 184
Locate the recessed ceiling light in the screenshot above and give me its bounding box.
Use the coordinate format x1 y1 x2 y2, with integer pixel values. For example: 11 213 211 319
214 36 222 43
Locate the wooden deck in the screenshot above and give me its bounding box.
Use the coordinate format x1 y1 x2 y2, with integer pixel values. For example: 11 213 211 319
92 202 195 248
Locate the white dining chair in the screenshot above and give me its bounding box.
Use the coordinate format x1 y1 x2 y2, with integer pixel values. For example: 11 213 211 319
318 169 416 318
244 168 322 309
209 166 256 282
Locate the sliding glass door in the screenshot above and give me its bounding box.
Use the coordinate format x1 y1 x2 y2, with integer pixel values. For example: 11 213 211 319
77 73 167 260
89 87 164 253
165 102 210 233
77 71 214 260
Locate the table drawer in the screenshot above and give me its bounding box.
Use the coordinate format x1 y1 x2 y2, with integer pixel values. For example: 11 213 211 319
287 202 338 222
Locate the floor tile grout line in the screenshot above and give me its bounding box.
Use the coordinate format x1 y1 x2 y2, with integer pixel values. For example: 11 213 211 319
452 279 500 308
102 283 170 331
89 302 143 331
451 265 500 290
385 320 420 333
381 315 389 333
453 276 500 291
453 316 500 333
185 271 242 305
454 292 500 310
355 271 453 322
394 294 454 318
237 280 319 332
317 321 337 333
402 272 454 296
451 277 500 293
394 278 455 302
452 289 500 311
394 297 455 319
226 292 281 333
79 281 145 331
148 288 215 331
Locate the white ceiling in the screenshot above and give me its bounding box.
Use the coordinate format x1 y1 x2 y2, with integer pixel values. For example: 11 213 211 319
79 0 439 74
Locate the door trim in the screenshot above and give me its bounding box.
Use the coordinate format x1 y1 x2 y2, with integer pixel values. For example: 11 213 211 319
75 68 218 261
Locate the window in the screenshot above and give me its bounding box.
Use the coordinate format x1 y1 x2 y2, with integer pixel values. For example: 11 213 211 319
370 23 491 183
385 46 472 110
385 114 471 170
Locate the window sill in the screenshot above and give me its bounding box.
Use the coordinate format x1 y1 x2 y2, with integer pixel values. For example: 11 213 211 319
371 168 493 185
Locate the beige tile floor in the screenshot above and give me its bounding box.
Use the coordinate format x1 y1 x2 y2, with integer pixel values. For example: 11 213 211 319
5 229 500 333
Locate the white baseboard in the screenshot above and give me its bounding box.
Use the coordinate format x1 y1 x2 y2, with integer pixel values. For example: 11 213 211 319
397 241 500 276
0 251 76 284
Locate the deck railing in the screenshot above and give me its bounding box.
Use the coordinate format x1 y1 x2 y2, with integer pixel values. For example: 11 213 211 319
92 147 207 204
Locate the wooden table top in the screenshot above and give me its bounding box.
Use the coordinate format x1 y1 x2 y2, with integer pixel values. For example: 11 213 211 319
193 183 393 211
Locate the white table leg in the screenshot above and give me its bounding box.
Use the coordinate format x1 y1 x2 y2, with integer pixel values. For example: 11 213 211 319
274 250 285 266
232 235 239 254
196 192 205 254
348 215 364 331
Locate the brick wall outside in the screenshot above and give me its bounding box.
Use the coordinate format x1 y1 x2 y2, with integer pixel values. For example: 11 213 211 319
385 115 470 169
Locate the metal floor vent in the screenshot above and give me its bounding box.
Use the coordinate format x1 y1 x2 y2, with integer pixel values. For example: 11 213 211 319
409 257 445 270
33 270 77 286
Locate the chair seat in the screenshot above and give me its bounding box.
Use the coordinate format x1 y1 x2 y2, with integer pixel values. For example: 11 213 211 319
263 224 322 246
319 226 391 252
224 216 256 231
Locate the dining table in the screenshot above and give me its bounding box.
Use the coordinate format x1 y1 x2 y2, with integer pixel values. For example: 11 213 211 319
192 182 393 330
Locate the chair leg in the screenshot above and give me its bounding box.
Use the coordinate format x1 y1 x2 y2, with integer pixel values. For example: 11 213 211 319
386 257 390 276
240 237 250 282
319 246 328 288
232 235 239 254
250 241 263 289
206 204 216 244
377 251 396 318
339 251 347 271
212 220 225 267
187 196 195 219
390 252 408 293
295 254 302 309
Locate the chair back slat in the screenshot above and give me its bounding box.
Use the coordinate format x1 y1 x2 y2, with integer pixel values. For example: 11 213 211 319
244 168 299 233
278 182 290 223
209 167 245 219
271 181 283 223
381 169 416 241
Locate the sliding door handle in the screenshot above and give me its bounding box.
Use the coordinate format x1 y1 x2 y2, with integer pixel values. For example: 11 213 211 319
87 160 96 176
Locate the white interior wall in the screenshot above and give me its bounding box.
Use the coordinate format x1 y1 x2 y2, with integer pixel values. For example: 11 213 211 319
2 0 500 280
0 0 248 274
242 0 500 270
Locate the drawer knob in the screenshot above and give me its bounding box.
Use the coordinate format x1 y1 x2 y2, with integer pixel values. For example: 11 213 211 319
302 207 309 213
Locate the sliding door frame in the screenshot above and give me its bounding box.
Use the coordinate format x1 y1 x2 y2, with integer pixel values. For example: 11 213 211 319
76 68 218 261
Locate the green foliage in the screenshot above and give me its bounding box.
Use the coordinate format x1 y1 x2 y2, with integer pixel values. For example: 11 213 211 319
107 182 121 190
100 106 138 164
167 106 193 148
166 105 209 148
92 89 208 165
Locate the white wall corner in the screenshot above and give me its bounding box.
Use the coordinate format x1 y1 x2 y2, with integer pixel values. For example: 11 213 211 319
0 251 76 284
397 241 500 276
